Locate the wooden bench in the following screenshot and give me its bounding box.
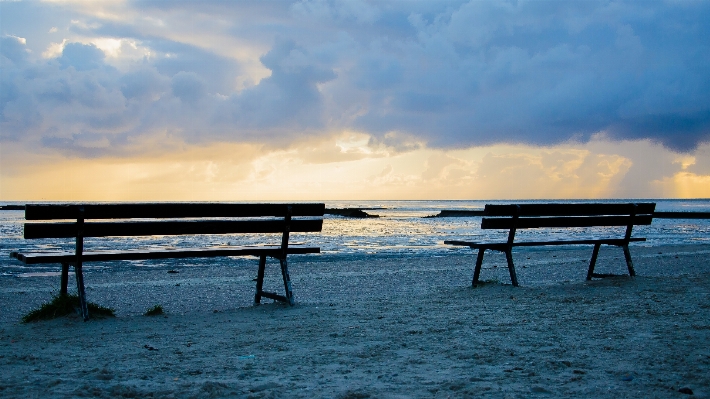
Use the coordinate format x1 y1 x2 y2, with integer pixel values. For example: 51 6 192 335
444 203 655 287
10 203 324 320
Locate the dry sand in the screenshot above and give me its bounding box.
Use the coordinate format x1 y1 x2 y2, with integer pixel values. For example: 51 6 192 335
1 244 709 398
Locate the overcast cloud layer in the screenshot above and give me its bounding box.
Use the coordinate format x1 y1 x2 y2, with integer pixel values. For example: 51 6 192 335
2 0 709 157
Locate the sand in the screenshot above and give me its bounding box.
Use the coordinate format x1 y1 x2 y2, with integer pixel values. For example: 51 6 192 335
1 243 709 398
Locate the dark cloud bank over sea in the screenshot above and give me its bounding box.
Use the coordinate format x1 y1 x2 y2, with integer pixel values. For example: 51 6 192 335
1 0 709 156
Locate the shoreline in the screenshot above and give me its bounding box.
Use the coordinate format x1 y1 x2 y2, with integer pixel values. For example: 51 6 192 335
1 244 709 398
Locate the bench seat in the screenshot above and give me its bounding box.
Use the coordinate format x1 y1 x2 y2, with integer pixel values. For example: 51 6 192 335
445 237 645 249
10 245 320 264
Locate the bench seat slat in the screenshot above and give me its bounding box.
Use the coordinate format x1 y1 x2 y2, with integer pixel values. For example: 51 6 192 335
481 215 653 230
25 203 326 220
445 237 645 249
24 219 323 239
484 203 656 217
509 237 646 246
10 246 320 264
445 240 508 250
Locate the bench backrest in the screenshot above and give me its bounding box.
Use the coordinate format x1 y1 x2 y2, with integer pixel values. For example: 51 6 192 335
481 203 655 230
23 203 325 239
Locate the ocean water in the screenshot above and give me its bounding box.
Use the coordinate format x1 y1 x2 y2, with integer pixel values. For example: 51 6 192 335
1 199 709 277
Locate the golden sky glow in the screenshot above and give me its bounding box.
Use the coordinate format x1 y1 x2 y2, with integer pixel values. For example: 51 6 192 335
2 136 708 201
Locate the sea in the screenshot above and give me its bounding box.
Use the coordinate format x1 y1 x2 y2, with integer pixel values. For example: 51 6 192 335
1 199 709 277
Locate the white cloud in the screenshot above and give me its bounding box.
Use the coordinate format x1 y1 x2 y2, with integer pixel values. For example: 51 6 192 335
43 39 67 58
10 35 26 45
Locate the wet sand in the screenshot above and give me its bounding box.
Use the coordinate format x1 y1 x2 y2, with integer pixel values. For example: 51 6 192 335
1 244 709 398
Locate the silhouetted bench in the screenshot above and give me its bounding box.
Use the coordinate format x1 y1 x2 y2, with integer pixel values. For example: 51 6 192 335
445 203 655 287
10 203 324 320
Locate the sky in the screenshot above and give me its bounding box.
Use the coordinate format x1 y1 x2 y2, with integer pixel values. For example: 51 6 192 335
1 0 709 201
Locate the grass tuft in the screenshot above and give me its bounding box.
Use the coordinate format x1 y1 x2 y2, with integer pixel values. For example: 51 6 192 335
22 294 115 323
473 278 501 288
144 304 164 316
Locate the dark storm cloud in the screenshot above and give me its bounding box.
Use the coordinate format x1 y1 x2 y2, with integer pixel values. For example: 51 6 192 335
345 1 710 152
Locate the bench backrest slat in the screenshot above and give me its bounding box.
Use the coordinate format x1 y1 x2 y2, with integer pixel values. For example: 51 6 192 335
483 203 655 217
24 219 323 239
24 203 325 220
481 203 655 230
481 215 653 230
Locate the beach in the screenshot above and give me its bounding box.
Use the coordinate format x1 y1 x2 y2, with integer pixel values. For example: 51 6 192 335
1 243 709 398
2 0 710 395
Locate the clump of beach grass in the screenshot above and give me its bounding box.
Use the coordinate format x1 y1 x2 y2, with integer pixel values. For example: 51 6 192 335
144 304 164 316
22 294 115 323
473 278 501 288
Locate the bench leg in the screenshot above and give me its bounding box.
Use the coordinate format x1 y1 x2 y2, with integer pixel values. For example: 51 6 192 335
505 250 519 287
622 245 636 277
472 249 485 287
254 255 266 305
587 243 601 280
74 264 89 321
60 263 70 296
279 257 295 306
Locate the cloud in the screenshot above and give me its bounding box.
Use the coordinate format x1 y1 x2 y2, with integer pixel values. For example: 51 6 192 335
347 1 710 152
1 0 709 161
0 35 29 66
171 71 206 104
58 42 106 70
291 0 381 25
367 131 423 154
687 145 710 175
469 148 633 199
422 153 465 180
119 67 169 101
216 39 337 138
149 40 242 94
